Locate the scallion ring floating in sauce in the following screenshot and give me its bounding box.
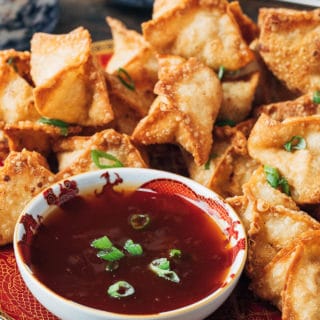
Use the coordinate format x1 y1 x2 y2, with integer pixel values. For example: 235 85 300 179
124 239 143 256
129 213 150 230
108 281 135 298
150 258 180 283
91 149 124 169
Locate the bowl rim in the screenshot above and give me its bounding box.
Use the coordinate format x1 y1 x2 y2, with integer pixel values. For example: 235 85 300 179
13 167 247 319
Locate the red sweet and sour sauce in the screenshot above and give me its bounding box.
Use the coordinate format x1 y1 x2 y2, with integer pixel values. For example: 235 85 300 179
27 186 233 315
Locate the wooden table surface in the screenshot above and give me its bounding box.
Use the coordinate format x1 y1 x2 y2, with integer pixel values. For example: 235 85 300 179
54 0 315 41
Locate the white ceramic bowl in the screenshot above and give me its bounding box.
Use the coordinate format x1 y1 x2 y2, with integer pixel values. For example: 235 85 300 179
14 168 247 320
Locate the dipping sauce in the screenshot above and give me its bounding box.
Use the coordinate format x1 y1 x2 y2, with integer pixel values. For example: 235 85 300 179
27 185 233 315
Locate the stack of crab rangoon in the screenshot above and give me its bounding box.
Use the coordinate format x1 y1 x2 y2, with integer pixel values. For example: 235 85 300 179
1 1 320 319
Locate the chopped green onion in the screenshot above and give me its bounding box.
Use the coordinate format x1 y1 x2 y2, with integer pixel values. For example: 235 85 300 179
204 153 218 170
218 65 225 80
7 57 18 72
105 261 119 272
264 165 290 195
38 117 69 136
91 150 124 169
313 91 320 104
169 249 182 258
124 239 143 256
283 136 306 152
91 235 112 250
97 247 124 262
150 258 180 283
215 119 236 127
108 281 135 298
129 213 150 230
117 68 135 91
279 177 290 195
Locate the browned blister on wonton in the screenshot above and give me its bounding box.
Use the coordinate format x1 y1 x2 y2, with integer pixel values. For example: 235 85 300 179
258 7 320 94
0 59 39 123
248 114 320 204
0 150 55 245
106 17 158 116
132 55 222 166
54 129 147 180
31 27 113 126
142 0 254 71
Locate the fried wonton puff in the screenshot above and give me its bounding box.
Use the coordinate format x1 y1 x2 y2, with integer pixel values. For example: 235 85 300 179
251 230 320 320
132 55 222 166
229 166 320 279
219 72 259 123
0 59 39 123
258 7 320 94
248 113 320 204
0 49 32 84
143 0 254 71
106 17 158 116
105 73 146 135
188 122 259 197
255 92 320 121
54 129 148 180
0 149 55 245
31 27 113 126
3 121 82 157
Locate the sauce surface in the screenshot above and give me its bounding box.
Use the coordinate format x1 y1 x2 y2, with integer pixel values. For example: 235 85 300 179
29 186 233 314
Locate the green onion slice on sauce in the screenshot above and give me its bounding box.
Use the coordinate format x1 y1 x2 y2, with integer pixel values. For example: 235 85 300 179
91 150 124 169
264 165 290 195
215 119 236 127
124 239 143 256
218 65 225 80
283 136 306 152
312 90 320 104
38 117 69 136
107 281 135 298
169 249 182 259
97 246 124 262
117 67 135 91
129 213 150 230
91 235 113 250
150 258 180 283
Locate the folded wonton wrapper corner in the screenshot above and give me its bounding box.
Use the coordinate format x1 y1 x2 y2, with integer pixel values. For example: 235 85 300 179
132 54 222 166
143 0 255 71
31 27 114 126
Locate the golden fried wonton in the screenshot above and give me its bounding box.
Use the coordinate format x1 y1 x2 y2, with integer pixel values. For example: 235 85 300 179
132 54 222 166
188 123 259 197
0 60 39 123
0 150 55 245
251 230 320 320
142 0 255 71
219 72 259 123
258 7 320 94
30 27 113 126
54 129 147 180
248 114 320 204
106 17 158 114
3 121 82 156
